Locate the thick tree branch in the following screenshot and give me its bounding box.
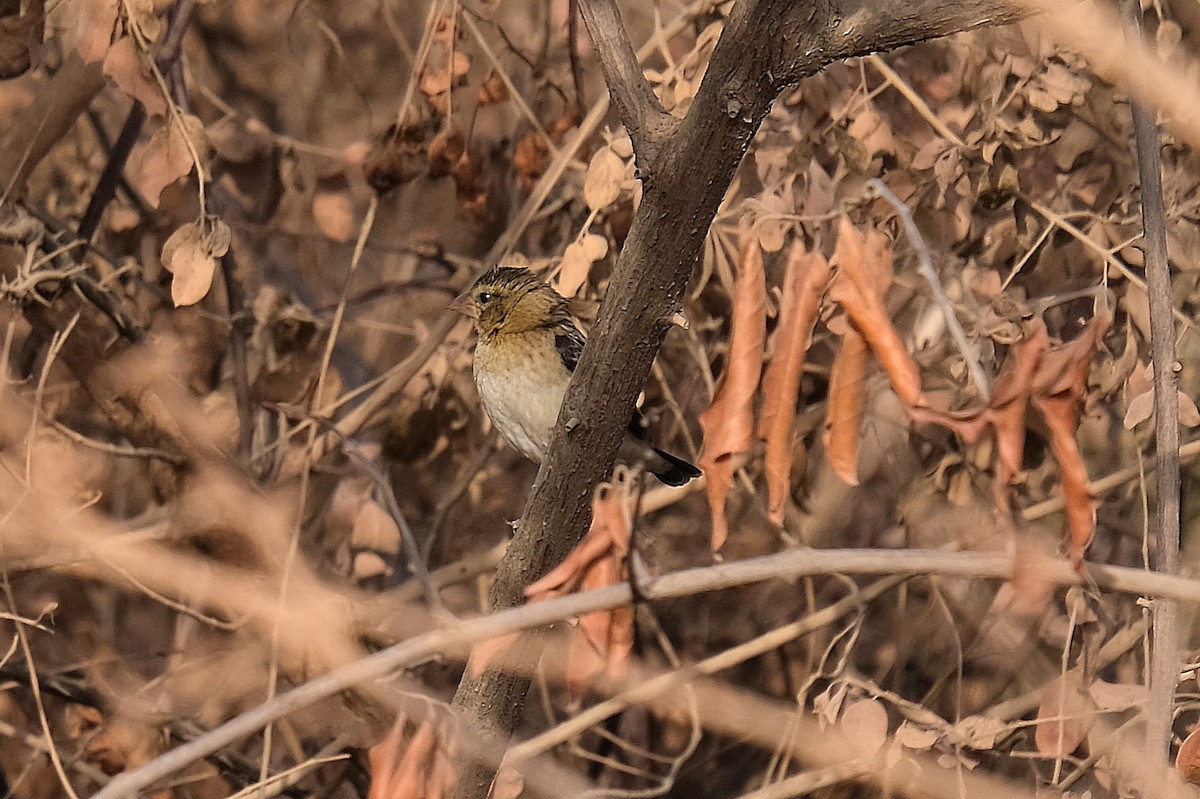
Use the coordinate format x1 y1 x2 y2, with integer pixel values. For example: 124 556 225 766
449 1 1025 797
576 0 675 162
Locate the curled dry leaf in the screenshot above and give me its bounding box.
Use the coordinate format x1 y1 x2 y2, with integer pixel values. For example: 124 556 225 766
132 113 209 208
824 219 907 484
829 217 921 406
699 227 766 551
513 131 549 193
1035 668 1094 759
757 243 832 519
907 313 1108 567
946 715 1009 750
522 468 636 700
353 551 391 580
1088 679 1148 712
555 233 608 298
368 717 458 799
102 35 165 116
1031 314 1110 568
824 330 868 486
583 147 626 211
477 70 508 105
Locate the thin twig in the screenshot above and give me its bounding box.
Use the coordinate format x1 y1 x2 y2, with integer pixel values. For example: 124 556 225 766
732 762 872 799
507 576 905 761
49 420 184 464
867 178 990 400
1122 0 1181 765
1023 198 1194 337
1 574 83 799
277 405 445 613
1024 437 1200 521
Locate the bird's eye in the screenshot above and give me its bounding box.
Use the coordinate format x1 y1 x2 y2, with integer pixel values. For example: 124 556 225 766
477 291 493 304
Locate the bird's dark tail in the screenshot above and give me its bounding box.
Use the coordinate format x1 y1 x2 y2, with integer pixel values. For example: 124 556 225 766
649 448 702 487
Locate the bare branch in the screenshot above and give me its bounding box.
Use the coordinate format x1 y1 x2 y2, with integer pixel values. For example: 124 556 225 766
1121 0 1181 766
576 0 675 160
96 545 1200 799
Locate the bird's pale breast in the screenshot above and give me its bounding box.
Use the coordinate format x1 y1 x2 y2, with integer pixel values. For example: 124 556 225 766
473 329 570 463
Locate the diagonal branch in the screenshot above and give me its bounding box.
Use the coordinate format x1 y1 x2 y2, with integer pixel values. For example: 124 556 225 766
576 0 676 163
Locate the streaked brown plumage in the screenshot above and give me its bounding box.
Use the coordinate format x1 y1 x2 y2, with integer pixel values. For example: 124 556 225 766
452 266 700 486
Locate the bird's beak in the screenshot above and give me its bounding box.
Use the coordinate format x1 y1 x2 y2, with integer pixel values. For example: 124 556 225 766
448 291 480 319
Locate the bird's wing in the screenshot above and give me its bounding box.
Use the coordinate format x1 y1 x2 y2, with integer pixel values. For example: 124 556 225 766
553 321 646 436
554 325 585 373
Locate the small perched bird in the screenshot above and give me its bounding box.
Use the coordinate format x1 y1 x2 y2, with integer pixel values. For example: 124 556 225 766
452 266 701 486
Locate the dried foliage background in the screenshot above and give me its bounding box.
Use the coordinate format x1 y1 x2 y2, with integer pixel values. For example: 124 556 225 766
0 0 1198 797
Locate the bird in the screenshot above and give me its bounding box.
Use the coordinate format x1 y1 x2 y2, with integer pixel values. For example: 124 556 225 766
451 266 701 486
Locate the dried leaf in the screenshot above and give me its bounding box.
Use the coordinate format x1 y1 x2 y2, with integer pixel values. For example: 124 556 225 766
363 123 427 193
312 189 355 243
823 330 867 485
847 108 895 157
583 147 626 211
1177 729 1200 784
466 631 520 678
428 126 466 179
524 470 636 698
699 228 766 550
132 113 209 208
1032 315 1109 568
814 682 848 727
1035 669 1094 759
839 698 889 759
61 0 118 63
366 716 458 799
477 71 509 105
0 0 43 80
758 244 831 518
102 35 165 116
556 234 608 298
161 222 216 307
895 721 940 750
352 499 400 554
1037 391 1096 570
353 551 391 580
1088 680 1148 712
947 715 1009 750
829 218 921 406
513 131 548 193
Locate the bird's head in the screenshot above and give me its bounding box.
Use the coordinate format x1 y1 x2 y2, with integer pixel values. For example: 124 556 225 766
450 266 570 338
